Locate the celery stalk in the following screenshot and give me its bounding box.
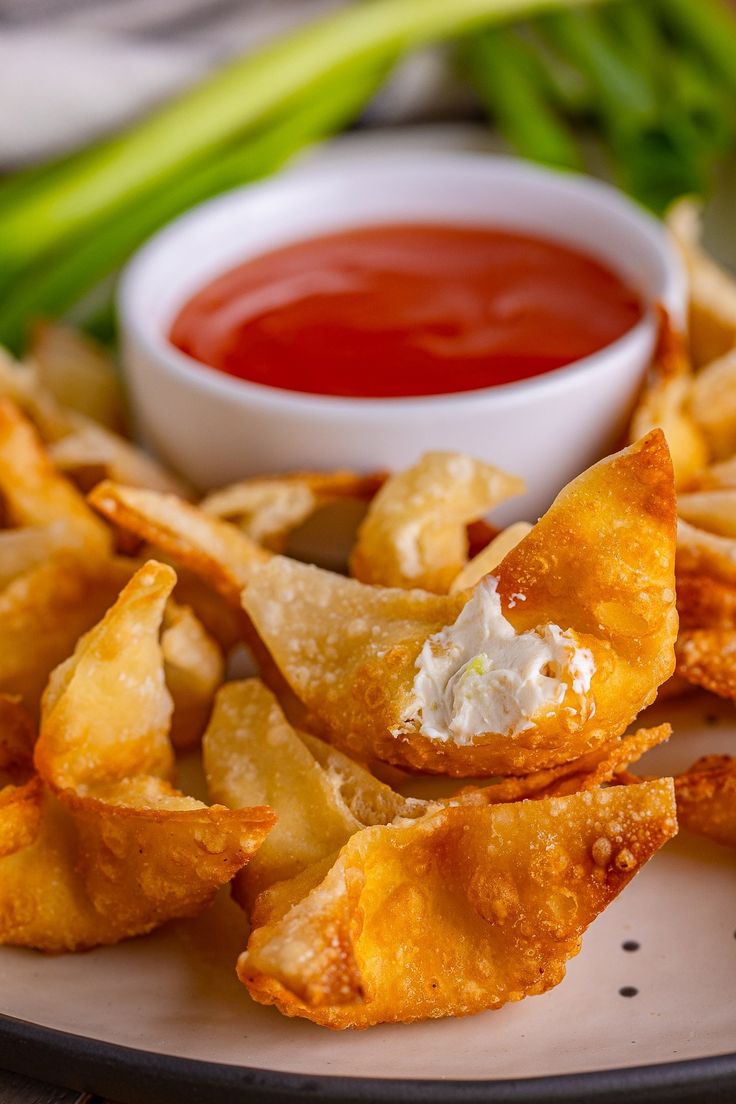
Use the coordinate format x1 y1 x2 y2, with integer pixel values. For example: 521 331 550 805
0 0 602 276
657 0 736 94
0 64 387 353
462 29 582 169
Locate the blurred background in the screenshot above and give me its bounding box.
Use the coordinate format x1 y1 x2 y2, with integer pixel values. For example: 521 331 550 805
2 0 736 349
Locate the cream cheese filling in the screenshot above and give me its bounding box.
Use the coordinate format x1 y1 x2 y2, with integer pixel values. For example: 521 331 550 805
403 576 595 745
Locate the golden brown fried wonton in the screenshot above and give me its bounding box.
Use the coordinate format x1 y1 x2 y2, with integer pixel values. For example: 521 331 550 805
675 756 736 850
202 471 385 553
240 780 676 1027
204 679 425 905
350 451 524 593
88 481 269 608
243 433 677 776
628 308 708 488
0 561 274 952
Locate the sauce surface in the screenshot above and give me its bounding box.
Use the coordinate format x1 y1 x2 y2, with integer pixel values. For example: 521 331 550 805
169 224 643 398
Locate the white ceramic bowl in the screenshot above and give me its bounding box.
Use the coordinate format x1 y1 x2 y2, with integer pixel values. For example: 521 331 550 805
119 151 686 520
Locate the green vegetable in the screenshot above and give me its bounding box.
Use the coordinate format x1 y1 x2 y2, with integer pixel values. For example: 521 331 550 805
461 28 583 169
461 0 736 214
0 0 604 351
0 63 387 352
657 0 736 94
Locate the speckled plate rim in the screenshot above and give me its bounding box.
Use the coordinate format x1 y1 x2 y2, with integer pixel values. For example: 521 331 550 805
1 1014 735 1104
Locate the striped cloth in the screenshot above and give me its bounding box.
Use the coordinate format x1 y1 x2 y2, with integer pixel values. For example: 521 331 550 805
0 0 470 167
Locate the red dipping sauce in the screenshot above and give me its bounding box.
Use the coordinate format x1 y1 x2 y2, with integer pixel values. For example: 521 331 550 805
169 224 643 399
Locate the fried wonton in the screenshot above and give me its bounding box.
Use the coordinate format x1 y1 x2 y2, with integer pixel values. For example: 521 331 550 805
678 490 736 538
449 522 532 594
88 481 269 608
0 561 274 952
0 398 110 557
0 554 135 715
690 348 736 462
674 629 736 698
667 199 736 368
48 420 189 496
161 600 224 748
676 520 736 628
204 679 426 905
628 309 708 487
350 452 524 593
675 756 736 849
0 348 186 496
243 433 677 776
28 321 127 435
240 779 676 1027
202 471 385 553
471 723 672 804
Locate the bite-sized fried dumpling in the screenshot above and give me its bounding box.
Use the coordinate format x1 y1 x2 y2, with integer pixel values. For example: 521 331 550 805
675 756 736 850
204 679 425 904
28 321 128 435
0 561 274 952
88 481 269 608
0 554 135 715
161 600 224 749
667 199 736 368
450 522 532 594
202 471 385 553
675 629 736 699
0 346 186 495
676 520 736 629
240 779 676 1028
0 398 110 557
350 451 524 593
628 308 708 488
690 348 736 462
243 433 677 776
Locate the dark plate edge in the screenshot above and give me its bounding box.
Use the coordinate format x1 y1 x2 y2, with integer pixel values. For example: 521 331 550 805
1 1013 735 1104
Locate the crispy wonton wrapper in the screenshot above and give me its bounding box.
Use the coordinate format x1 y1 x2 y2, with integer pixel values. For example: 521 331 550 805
350 452 524 593
675 629 736 698
89 481 270 608
204 682 675 1027
0 554 135 715
667 199 736 368
628 308 708 488
29 321 128 435
161 600 224 748
0 398 111 557
0 561 274 952
676 519 736 628
690 348 736 462
675 756 736 850
204 680 426 905
0 349 186 495
449 522 532 594
243 433 677 776
87 481 308 718
240 779 676 1027
202 471 385 553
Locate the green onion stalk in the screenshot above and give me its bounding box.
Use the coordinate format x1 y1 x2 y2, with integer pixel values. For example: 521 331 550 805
460 28 583 170
0 64 387 352
0 0 606 351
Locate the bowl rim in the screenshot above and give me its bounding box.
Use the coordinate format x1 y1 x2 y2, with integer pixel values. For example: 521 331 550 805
119 150 686 415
